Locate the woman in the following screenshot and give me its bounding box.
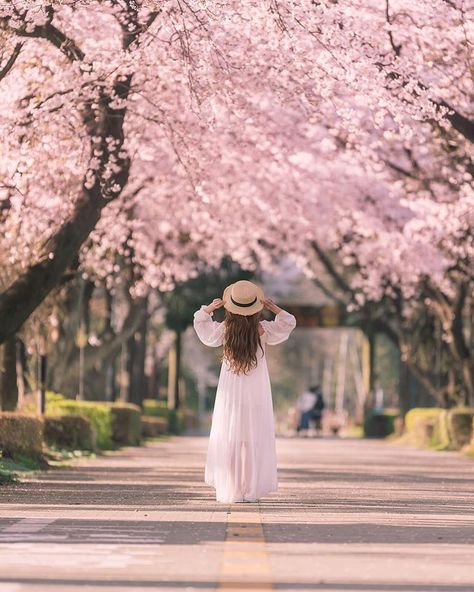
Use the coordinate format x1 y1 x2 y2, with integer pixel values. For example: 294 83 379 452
193 280 296 503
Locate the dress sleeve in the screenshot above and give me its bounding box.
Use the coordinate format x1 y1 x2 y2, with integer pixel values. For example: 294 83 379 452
261 310 297 345
193 306 225 347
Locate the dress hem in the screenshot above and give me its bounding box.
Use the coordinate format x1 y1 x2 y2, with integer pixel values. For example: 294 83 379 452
205 477 278 504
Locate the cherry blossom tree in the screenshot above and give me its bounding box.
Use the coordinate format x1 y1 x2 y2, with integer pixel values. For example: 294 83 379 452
0 0 472 405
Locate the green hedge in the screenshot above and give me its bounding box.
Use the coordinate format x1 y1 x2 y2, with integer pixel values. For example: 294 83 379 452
141 416 167 438
143 399 184 434
47 399 113 449
403 407 474 451
44 415 95 451
0 412 43 458
109 403 141 446
463 418 474 456
405 408 444 433
433 411 451 449
47 394 144 449
447 408 474 450
143 399 168 418
364 409 400 438
403 408 447 449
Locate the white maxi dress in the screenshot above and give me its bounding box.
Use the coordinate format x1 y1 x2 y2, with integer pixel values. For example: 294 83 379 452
193 307 297 503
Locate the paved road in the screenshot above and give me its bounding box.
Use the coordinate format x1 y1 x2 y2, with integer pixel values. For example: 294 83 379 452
0 436 473 592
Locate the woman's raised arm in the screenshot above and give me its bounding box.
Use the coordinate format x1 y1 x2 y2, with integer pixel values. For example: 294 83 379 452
260 299 296 345
193 299 224 347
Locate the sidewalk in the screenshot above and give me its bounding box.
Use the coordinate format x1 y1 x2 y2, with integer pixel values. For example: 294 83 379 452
0 436 473 591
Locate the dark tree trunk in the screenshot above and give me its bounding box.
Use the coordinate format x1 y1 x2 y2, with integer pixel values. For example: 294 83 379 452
103 288 118 402
125 334 136 404
0 190 106 345
0 338 18 411
174 331 182 410
105 357 118 402
38 354 47 414
126 298 148 408
398 358 411 416
450 284 474 406
16 339 30 396
368 330 376 397
462 360 474 407
80 280 94 335
148 357 161 402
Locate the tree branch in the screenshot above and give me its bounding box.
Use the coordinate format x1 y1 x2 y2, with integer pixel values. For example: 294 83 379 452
378 5 474 144
0 41 23 82
312 277 348 307
110 1 160 50
0 18 85 63
440 101 474 144
311 241 354 296
385 0 401 56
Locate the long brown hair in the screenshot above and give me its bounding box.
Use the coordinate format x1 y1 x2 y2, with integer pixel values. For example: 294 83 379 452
223 311 264 375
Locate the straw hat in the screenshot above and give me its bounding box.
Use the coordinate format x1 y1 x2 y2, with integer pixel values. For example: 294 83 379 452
223 280 264 316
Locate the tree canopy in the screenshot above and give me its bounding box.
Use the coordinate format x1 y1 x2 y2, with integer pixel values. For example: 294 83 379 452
0 0 472 400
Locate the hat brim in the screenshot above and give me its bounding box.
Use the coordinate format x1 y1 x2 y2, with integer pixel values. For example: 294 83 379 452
223 284 264 316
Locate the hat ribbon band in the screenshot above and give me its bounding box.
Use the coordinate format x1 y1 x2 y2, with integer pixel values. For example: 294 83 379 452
230 295 257 308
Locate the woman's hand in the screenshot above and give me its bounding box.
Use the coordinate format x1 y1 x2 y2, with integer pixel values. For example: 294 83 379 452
204 298 224 314
262 298 282 315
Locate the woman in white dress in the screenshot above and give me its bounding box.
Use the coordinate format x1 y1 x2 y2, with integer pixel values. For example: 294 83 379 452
193 280 296 503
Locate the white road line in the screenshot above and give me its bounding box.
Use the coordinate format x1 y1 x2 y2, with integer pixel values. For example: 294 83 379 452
1 518 56 534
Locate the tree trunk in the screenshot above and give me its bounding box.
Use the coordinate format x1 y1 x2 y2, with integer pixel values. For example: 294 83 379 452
149 357 162 402
449 283 474 406
174 331 182 410
48 281 85 393
0 338 18 411
126 298 148 407
0 73 133 345
167 331 182 410
361 328 376 412
0 187 107 345
16 339 29 407
462 360 474 407
398 358 411 416
51 291 146 398
38 353 47 415
105 357 118 402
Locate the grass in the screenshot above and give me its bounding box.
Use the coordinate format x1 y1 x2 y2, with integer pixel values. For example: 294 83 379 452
462 444 474 457
143 434 170 443
0 454 41 484
44 447 97 467
0 447 98 482
341 424 364 438
0 469 16 484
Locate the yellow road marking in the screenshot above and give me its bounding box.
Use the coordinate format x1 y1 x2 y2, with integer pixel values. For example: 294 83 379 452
218 504 273 591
